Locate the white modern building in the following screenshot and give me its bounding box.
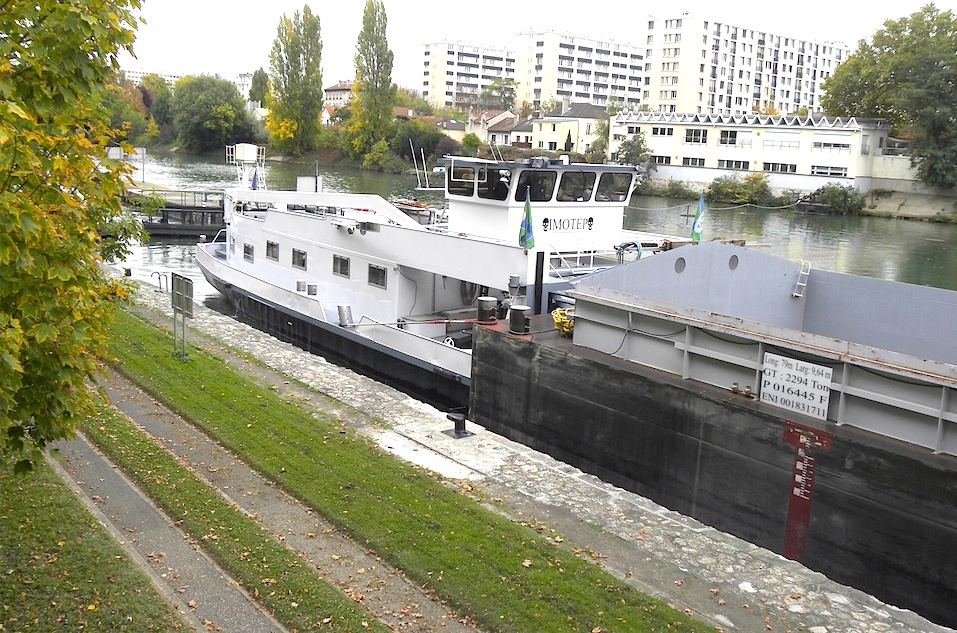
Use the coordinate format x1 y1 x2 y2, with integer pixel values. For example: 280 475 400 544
609 111 916 192
422 41 516 109
422 33 643 112
641 14 850 115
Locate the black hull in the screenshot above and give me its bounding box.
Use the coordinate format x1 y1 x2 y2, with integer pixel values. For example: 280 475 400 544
209 279 470 413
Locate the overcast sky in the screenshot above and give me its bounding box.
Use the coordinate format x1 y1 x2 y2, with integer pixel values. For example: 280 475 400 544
121 1 956 90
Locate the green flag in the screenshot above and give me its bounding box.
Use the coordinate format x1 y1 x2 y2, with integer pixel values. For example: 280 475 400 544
691 193 704 241
519 187 535 250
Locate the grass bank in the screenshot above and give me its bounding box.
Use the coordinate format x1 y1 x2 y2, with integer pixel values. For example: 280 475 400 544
101 307 713 633
0 454 185 631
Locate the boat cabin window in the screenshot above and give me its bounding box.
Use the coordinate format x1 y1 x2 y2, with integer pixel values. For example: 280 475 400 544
333 254 350 278
514 170 557 202
447 166 475 197
368 264 387 289
266 241 279 261
557 171 597 202
243 243 254 263
477 168 511 200
292 248 307 271
596 172 634 202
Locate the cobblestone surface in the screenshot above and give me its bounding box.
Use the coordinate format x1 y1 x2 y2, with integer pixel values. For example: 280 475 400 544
107 278 952 633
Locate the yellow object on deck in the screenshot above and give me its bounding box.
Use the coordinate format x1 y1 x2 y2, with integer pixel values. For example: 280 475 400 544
551 308 575 337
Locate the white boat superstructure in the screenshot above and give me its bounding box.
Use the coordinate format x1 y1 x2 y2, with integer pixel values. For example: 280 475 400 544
196 147 687 406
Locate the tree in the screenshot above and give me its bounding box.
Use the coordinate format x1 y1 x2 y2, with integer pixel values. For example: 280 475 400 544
249 68 270 103
268 5 323 155
173 75 250 152
348 0 396 161
461 132 482 156
821 5 957 189
586 101 623 163
564 130 573 152
481 77 517 111
616 130 651 166
139 73 175 143
390 118 444 161
0 0 142 471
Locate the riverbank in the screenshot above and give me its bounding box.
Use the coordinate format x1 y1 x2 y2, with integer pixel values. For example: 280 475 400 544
103 276 952 632
863 190 957 221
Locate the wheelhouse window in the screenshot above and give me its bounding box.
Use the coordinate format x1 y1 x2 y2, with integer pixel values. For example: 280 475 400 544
368 264 387 289
447 165 475 196
557 171 596 201
243 243 254 263
477 168 511 200
292 248 307 270
514 170 557 202
266 240 279 261
596 172 633 201
333 254 350 278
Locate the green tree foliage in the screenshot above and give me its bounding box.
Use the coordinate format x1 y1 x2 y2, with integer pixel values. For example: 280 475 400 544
707 173 786 206
461 132 482 156
480 77 517 111
172 75 250 152
616 130 651 166
0 0 142 471
807 183 867 214
821 5 957 189
249 67 270 103
102 80 148 144
348 0 396 161
394 88 433 116
138 73 174 142
268 5 323 155
390 118 444 161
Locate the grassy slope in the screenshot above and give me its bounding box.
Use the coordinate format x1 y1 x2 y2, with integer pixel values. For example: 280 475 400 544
99 307 713 633
0 455 186 632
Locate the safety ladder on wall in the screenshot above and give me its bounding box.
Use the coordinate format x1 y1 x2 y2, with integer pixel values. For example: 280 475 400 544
792 260 812 297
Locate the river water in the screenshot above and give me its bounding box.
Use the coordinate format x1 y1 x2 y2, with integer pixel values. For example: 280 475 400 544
123 151 957 302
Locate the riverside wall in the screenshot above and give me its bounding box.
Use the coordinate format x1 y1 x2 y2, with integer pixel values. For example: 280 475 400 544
468 325 957 629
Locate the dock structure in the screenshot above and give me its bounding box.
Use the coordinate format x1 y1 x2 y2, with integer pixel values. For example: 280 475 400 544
127 188 225 238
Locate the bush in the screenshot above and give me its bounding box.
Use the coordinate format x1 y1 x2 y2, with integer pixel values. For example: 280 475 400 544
707 173 789 206
812 183 867 214
638 178 699 199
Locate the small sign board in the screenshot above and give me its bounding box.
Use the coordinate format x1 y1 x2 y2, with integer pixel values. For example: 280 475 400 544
171 272 194 318
760 352 832 420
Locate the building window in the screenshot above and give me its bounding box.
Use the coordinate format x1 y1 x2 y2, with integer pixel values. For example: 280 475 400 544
811 166 848 177
682 157 705 166
812 141 851 150
763 162 797 173
652 126 674 136
685 129 708 144
292 248 307 270
548 141 557 151
266 241 279 261
368 264 387 289
652 155 672 165
718 159 750 170
243 243 254 263
333 254 350 278
719 130 738 145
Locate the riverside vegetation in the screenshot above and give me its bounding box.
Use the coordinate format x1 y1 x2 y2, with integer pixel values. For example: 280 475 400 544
0 307 715 632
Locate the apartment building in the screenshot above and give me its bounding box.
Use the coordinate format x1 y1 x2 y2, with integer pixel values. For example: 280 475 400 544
422 33 643 112
641 14 850 115
422 41 516 109
609 111 908 192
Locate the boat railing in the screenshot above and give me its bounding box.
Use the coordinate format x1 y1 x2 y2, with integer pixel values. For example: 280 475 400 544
350 315 472 378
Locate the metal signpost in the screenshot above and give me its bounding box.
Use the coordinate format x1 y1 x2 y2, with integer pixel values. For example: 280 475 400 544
171 272 193 357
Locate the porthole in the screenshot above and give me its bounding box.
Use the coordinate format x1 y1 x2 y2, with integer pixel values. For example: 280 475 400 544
729 255 739 270
674 257 686 273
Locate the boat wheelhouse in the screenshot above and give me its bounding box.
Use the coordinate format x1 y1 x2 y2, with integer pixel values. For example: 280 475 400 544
195 146 687 407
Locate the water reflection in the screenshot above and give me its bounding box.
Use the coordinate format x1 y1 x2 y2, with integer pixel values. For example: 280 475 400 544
628 196 957 290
